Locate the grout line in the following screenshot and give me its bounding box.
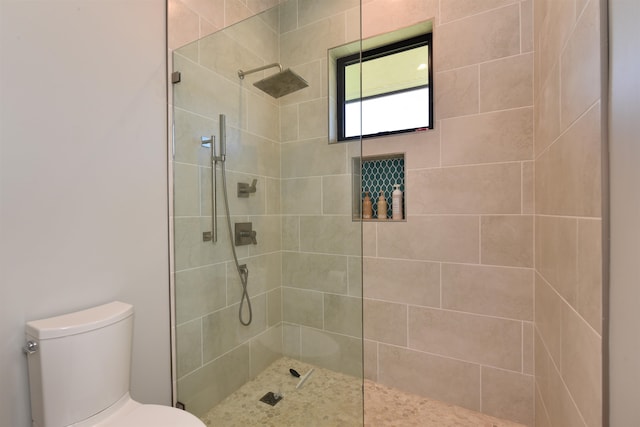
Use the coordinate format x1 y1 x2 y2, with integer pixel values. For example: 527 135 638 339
411 158 528 172
406 303 410 348
376 341 380 381
519 1 523 54
477 64 481 113
439 262 443 308
478 216 482 264
479 366 483 412
438 2 519 27
521 321 525 374
521 162 524 214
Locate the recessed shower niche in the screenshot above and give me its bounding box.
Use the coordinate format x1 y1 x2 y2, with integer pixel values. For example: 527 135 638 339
354 153 406 221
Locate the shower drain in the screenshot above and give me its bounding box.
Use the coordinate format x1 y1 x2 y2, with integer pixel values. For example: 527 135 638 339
259 391 283 406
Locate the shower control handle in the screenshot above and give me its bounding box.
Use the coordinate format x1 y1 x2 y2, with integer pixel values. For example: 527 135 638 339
238 179 257 197
235 222 257 246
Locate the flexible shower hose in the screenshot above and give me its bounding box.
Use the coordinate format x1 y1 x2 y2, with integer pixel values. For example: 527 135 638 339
220 160 253 326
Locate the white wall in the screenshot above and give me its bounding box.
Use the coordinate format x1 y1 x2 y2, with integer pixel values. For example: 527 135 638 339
0 1 170 426
609 0 640 425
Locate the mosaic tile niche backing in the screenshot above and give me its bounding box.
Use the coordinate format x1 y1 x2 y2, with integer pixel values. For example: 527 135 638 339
362 155 405 219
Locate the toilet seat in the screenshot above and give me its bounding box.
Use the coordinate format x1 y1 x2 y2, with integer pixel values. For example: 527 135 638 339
74 394 204 427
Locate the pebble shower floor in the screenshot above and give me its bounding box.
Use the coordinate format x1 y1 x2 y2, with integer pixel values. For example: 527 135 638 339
200 357 526 427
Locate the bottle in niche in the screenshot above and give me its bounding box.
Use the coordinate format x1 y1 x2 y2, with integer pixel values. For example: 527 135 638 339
377 190 387 219
392 184 403 220
362 191 372 219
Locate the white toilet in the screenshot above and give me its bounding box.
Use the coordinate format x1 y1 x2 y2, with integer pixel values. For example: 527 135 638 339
25 301 204 427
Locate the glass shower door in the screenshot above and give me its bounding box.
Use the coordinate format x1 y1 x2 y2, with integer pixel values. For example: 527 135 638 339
171 1 363 425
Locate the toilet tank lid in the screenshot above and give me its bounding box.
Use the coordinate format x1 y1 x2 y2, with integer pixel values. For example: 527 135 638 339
26 301 133 340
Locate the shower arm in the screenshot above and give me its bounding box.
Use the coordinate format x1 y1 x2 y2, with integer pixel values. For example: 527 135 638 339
238 63 282 80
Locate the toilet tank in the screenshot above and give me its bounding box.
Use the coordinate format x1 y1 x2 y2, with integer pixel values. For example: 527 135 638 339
25 301 134 427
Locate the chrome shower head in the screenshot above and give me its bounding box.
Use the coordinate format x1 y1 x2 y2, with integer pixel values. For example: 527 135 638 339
238 63 309 99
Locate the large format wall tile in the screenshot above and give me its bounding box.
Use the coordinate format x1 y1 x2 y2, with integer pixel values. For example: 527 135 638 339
202 294 267 362
480 53 533 112
535 215 577 306
364 299 408 346
174 162 201 216
363 257 440 307
174 217 235 270
281 138 347 178
224 128 281 178
533 62 561 157
577 218 603 334
362 0 438 38
441 108 533 166
323 175 354 215
297 0 360 28
199 30 268 83
561 303 602 427
481 215 534 268
280 15 345 66
300 327 363 377
408 163 522 214
481 367 534 425
534 274 562 369
442 263 533 320
378 344 481 411
439 0 518 24
249 325 282 378
177 344 250 417
324 294 362 337
299 216 360 256
377 216 479 263
227 252 281 301
176 319 203 378
283 251 348 294
535 103 602 218
248 214 282 256
535 0 575 91
175 263 227 324
173 54 245 127
409 306 522 371
169 0 201 50
281 177 322 214
434 65 479 120
282 287 323 329
173 108 216 167
362 128 440 170
560 0 600 131
435 4 520 72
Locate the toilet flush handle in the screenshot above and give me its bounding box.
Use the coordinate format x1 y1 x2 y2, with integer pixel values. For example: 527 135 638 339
23 340 38 355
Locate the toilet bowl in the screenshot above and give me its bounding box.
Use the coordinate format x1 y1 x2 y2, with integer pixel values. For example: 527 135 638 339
74 393 203 427
24 301 204 427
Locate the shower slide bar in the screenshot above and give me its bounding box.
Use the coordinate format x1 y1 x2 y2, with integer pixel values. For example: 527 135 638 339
201 114 227 243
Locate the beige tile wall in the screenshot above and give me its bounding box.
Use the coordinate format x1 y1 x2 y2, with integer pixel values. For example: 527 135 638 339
361 1 534 426
533 0 604 426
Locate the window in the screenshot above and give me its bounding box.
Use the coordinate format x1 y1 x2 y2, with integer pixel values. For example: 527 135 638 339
337 34 433 141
